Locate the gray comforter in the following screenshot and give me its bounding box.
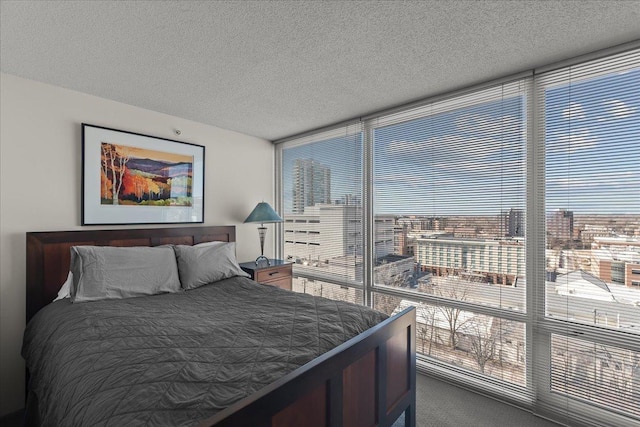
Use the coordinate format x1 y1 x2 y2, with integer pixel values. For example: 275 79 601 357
22 277 387 426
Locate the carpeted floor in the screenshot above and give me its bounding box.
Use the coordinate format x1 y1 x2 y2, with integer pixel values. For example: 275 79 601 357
391 373 563 427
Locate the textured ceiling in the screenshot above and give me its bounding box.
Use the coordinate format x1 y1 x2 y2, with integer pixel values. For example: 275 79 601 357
1 1 639 141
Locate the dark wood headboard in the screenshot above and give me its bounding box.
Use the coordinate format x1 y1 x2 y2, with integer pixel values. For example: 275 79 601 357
26 226 236 322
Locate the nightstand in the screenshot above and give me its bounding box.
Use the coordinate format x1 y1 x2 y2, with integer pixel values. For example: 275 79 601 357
239 259 293 291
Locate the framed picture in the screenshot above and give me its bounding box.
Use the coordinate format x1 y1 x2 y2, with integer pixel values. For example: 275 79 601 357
82 123 205 225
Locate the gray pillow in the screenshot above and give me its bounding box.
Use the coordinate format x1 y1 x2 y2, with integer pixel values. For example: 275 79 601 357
173 242 249 290
70 246 181 303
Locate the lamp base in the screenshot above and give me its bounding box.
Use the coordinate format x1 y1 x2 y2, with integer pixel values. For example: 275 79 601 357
255 255 270 266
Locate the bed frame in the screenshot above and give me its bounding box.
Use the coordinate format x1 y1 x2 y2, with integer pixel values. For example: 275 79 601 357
26 226 416 427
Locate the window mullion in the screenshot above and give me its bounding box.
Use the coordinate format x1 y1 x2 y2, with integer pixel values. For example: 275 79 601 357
363 121 374 308
528 72 545 403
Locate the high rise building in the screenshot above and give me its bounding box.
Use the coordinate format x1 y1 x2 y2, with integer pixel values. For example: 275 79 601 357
503 208 524 237
547 209 574 241
292 159 331 214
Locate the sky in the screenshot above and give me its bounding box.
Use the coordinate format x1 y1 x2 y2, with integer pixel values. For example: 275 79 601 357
544 68 639 215
283 67 639 218
373 93 525 216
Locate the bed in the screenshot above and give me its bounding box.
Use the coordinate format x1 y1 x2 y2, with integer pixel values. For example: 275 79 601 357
24 226 416 426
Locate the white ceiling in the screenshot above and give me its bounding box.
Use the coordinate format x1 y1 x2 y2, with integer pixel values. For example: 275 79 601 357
1 1 639 141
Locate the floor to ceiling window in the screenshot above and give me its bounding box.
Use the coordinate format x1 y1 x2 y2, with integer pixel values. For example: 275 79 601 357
280 124 365 304
371 81 528 388
535 50 640 426
276 47 639 427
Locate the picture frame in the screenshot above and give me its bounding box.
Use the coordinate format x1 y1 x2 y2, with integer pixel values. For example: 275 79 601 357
82 123 205 225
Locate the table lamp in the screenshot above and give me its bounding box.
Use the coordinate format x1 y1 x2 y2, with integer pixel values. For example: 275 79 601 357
244 202 283 265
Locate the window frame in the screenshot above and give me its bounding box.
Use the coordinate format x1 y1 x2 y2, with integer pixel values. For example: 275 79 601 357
366 81 532 395
274 43 640 427
532 50 640 426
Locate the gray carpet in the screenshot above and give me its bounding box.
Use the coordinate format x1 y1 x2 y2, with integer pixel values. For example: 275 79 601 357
391 374 563 427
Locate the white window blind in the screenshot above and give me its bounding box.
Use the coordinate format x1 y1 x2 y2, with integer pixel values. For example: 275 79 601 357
370 80 529 388
537 48 640 425
279 123 365 301
275 45 640 427
372 80 527 294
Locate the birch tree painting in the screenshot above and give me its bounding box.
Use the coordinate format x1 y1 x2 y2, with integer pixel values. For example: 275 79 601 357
100 143 193 206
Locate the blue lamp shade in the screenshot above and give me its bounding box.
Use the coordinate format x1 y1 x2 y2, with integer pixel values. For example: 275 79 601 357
244 202 283 224
244 202 282 265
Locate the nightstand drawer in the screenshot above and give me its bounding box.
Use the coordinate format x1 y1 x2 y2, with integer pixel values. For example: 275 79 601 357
255 264 292 283
239 260 293 292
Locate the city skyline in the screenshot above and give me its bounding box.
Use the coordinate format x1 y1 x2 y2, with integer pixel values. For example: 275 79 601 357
279 59 640 424
283 69 638 217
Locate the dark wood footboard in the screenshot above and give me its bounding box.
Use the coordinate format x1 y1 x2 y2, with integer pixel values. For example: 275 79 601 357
200 307 417 427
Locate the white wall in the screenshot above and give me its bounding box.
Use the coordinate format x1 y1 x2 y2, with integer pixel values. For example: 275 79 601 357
0 73 275 416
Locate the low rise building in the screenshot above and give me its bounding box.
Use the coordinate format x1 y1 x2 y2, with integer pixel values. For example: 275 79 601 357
283 204 395 273
415 236 524 285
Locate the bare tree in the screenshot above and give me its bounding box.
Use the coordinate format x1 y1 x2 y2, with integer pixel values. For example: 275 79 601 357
555 338 639 417
100 144 110 199
595 345 638 416
417 304 437 356
417 324 429 354
466 316 497 374
436 281 472 349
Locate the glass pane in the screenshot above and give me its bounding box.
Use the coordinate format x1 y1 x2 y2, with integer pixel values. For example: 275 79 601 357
544 67 640 333
372 83 526 312
291 276 363 305
374 293 526 386
551 335 640 418
282 132 364 284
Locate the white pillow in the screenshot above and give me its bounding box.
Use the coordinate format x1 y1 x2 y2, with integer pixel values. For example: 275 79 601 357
54 271 73 301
